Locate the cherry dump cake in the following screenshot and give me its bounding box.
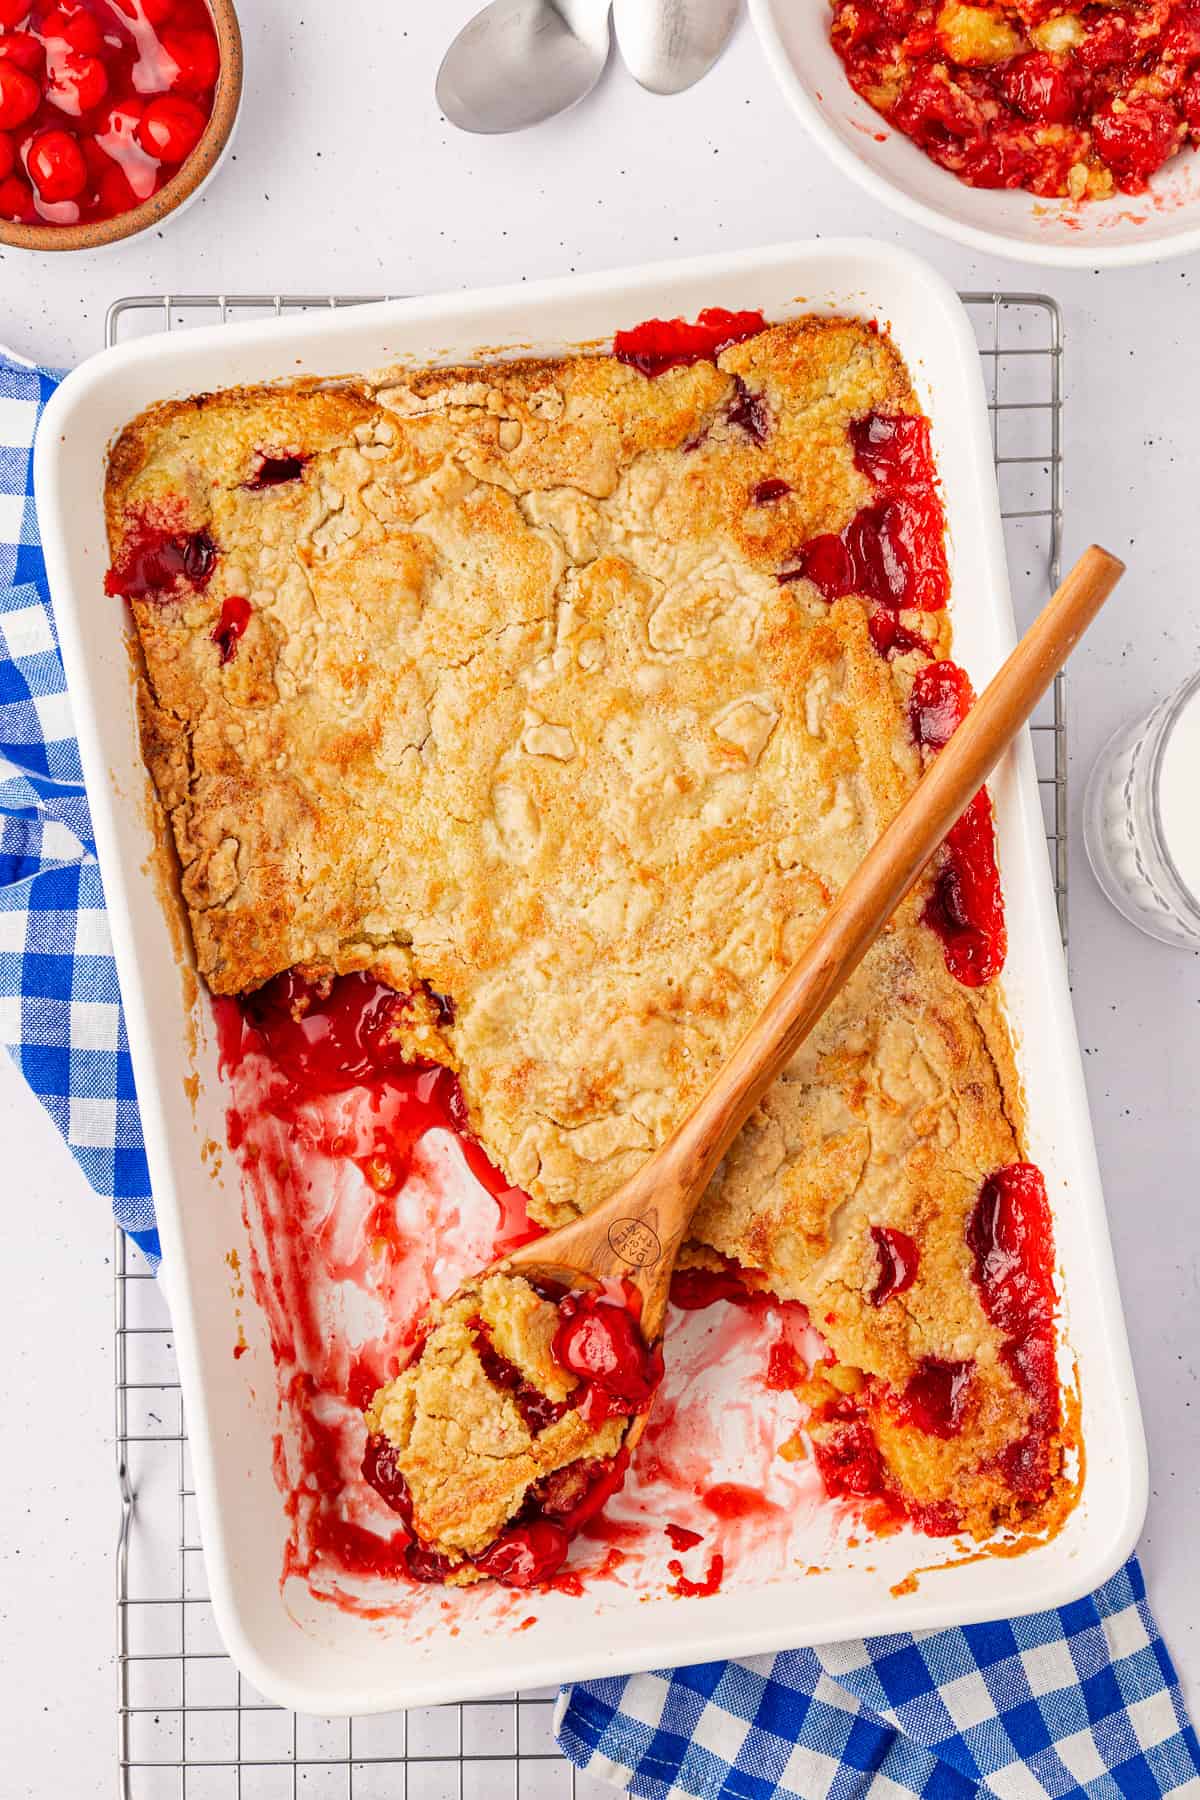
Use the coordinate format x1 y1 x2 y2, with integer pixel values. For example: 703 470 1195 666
105 311 1077 1588
830 0 1200 199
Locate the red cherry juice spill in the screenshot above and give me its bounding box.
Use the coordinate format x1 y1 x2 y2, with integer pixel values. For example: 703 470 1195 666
0 0 220 229
211 593 251 664
967 1162 1060 1497
668 1552 724 1598
909 660 1007 987
779 411 948 628
702 1482 776 1521
869 1226 919 1306
665 1522 703 1552
246 449 311 489
104 509 217 601
612 307 768 378
764 1335 808 1392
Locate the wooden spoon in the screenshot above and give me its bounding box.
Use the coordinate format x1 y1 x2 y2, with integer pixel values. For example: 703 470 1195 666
492 545 1123 1354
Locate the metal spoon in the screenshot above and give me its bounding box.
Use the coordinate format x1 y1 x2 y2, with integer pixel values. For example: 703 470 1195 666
613 0 739 95
436 0 611 135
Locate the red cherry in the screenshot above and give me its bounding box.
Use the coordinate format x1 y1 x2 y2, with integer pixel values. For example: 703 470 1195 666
137 92 205 161
472 1521 569 1587
0 170 32 217
0 129 12 179
0 0 29 25
97 160 137 214
47 48 108 115
1092 93 1184 190
1184 70 1200 129
1000 52 1077 126
27 127 87 201
42 6 106 54
0 30 43 72
159 26 220 93
0 59 38 127
111 0 173 20
1163 8 1200 65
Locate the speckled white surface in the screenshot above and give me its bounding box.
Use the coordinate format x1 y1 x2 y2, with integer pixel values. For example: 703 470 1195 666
0 3 1197 1792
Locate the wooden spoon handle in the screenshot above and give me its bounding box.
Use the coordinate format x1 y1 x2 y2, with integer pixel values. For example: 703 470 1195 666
661 544 1124 1202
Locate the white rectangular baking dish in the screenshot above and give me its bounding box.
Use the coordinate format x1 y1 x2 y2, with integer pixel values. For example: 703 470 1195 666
35 241 1147 1715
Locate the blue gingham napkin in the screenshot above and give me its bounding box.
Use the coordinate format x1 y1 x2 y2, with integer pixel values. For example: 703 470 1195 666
8 355 1198 1797
557 1560 1200 1799
0 351 158 1265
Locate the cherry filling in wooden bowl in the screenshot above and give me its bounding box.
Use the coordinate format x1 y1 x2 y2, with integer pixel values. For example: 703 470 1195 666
0 0 241 249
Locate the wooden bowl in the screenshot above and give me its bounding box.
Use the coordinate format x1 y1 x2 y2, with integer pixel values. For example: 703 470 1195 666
0 0 243 254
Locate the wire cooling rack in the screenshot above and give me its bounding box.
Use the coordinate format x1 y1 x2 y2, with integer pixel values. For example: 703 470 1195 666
108 291 1067 1799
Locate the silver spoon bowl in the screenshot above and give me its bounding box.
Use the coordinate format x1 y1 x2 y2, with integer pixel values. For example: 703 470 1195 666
613 0 739 95
437 0 611 135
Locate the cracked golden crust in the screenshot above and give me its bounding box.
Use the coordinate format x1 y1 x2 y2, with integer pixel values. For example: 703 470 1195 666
364 1275 624 1561
109 316 1067 1541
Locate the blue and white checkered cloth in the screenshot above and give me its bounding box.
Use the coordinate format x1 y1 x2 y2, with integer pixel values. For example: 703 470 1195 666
0 351 158 1265
6 354 1197 1798
557 1561 1200 1799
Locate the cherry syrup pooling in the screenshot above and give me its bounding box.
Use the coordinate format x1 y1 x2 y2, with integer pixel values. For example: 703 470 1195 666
104 509 217 601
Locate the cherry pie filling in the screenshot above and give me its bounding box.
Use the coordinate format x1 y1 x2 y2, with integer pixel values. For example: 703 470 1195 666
0 0 220 227
909 659 1008 986
612 306 768 377
829 0 1200 200
806 1162 1059 1534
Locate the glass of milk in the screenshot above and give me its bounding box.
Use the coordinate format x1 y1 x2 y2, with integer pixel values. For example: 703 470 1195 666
1084 669 1200 949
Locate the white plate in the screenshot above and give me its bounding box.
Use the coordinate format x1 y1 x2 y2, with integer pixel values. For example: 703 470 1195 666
35 241 1147 1714
751 0 1200 268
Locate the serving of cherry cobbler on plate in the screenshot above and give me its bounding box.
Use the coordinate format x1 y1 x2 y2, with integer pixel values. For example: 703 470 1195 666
828 0 1200 199
103 307 1079 1604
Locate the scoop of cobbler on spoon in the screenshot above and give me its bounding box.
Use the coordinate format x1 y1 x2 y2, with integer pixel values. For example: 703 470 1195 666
360 1272 663 1587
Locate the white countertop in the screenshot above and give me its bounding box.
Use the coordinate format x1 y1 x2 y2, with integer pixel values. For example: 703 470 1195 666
1 4 1198 1792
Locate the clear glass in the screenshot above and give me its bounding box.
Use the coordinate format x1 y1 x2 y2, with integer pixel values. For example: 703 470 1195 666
1083 668 1200 949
